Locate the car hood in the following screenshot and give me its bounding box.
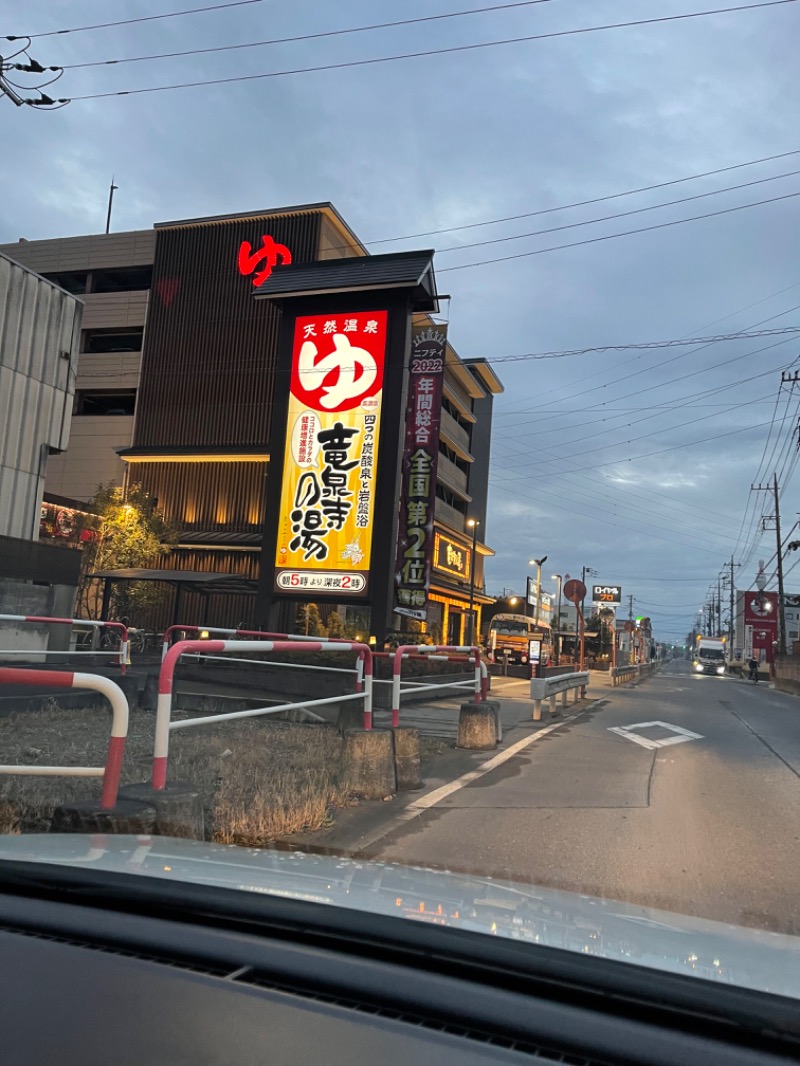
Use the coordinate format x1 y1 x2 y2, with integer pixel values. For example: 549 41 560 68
0 833 798 1001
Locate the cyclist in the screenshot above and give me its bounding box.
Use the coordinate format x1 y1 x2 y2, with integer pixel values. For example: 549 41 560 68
747 656 760 682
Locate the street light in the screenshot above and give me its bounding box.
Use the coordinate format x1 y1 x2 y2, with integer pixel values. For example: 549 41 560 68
528 555 548 624
466 518 479 645
551 574 563 665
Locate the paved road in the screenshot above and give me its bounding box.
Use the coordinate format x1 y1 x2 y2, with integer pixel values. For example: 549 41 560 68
367 661 800 934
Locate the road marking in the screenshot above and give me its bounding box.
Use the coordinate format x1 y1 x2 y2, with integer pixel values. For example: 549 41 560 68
607 720 703 749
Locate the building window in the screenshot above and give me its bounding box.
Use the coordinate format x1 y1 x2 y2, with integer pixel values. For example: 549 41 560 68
438 441 469 475
42 271 89 295
74 389 137 416
91 266 153 293
435 484 467 515
82 328 144 354
441 395 471 430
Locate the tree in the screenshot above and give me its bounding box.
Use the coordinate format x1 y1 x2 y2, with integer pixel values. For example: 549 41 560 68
294 602 325 636
325 611 344 639
77 483 177 621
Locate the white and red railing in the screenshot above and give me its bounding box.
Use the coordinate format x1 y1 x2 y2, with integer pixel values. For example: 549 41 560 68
164 624 366 696
388 645 488 728
0 614 129 675
153 639 374 789
160 623 340 660
0 667 129 809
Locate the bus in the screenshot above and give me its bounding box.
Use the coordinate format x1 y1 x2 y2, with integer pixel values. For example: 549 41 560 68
485 613 553 668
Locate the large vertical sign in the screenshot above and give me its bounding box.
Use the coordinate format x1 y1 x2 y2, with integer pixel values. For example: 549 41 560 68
744 590 778 663
394 324 447 619
274 310 388 596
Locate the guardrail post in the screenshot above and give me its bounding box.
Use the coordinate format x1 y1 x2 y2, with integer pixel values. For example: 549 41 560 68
363 650 374 730
0 665 140 822
533 697 542 722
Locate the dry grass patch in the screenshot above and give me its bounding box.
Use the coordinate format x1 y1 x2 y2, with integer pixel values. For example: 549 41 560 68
0 706 347 845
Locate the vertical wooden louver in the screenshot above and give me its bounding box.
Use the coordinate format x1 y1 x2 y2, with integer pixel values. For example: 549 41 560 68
135 211 321 449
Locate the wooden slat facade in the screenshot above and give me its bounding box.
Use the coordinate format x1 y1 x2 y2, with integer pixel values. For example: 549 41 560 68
135 211 321 449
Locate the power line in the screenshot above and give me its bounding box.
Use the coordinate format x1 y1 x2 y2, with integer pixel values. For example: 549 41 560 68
490 349 799 528
60 1 562 68
16 0 274 39
498 279 800 417
436 168 800 254
495 340 797 455
369 151 800 246
439 189 800 272
497 331 799 444
60 0 800 102
496 415 782 478
484 325 800 365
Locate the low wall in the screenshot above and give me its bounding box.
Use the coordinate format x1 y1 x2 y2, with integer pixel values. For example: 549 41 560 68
772 655 800 697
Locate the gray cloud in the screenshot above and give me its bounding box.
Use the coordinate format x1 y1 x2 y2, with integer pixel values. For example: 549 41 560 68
5 0 800 639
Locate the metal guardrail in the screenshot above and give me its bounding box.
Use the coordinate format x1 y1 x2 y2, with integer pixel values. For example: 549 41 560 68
0 614 129 674
0 667 129 808
611 665 638 685
611 662 660 685
529 671 589 721
388 645 487 728
153 639 373 790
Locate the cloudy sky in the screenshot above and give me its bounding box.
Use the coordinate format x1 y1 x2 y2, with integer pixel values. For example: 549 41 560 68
4 0 800 640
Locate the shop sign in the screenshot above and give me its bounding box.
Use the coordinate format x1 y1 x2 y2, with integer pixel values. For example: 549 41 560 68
274 310 387 596
39 503 95 547
433 532 471 581
593 585 621 603
394 325 447 612
395 605 427 621
237 234 292 287
744 590 778 662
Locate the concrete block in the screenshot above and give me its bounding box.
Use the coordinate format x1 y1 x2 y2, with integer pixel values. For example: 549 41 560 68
337 702 364 732
51 798 157 835
394 727 422 790
343 728 396 799
457 702 498 750
118 782 205 840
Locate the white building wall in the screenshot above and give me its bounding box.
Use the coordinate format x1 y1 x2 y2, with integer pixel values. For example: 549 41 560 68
0 254 82 539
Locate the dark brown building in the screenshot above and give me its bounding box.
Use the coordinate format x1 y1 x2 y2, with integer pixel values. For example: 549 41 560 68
0 204 501 639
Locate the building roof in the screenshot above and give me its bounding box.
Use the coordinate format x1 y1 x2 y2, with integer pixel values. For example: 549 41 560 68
464 357 504 395
155 202 368 257
253 249 439 311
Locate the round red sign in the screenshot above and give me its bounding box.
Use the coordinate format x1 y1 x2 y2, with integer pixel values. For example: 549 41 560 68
563 579 586 604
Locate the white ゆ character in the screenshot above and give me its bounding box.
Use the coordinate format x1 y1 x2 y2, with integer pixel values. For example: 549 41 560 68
299 333 377 410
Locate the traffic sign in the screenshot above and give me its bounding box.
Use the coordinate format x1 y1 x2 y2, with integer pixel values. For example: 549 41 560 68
563 579 586 604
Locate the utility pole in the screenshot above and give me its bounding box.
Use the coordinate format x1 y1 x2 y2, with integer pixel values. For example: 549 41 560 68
774 472 787 656
753 475 788 657
729 557 736 659
628 593 634 666
717 578 722 637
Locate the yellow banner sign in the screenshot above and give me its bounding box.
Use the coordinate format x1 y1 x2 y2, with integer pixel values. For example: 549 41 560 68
274 310 388 596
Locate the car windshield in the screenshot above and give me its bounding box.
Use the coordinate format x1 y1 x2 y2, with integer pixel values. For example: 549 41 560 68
492 621 529 636
2 0 799 1010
